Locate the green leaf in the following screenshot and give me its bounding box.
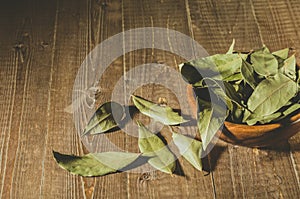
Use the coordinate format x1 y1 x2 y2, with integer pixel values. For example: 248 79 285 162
172 132 202 171
226 39 235 54
83 102 124 135
208 54 242 79
180 58 218 84
181 54 242 82
137 122 176 174
229 103 244 123
239 53 249 61
243 73 298 121
198 106 226 150
272 48 289 60
53 151 140 177
246 112 282 125
251 47 278 76
279 54 296 81
282 103 300 116
297 69 300 84
132 95 188 125
241 60 257 89
202 78 244 111
223 72 243 82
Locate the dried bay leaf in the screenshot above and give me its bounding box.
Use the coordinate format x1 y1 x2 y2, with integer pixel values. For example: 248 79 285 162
223 72 243 82
180 54 242 82
53 151 140 177
172 132 202 171
83 102 124 135
272 48 289 60
244 73 298 122
282 103 300 117
132 95 188 125
201 78 244 111
239 53 249 61
226 39 235 54
137 122 176 174
280 54 296 81
246 112 282 125
241 60 257 89
198 106 226 150
251 47 278 76
179 58 218 84
208 54 242 79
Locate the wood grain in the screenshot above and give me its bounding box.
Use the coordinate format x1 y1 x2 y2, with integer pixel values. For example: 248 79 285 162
0 0 299 198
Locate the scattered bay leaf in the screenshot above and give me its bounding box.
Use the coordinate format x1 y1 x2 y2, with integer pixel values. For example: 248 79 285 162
83 102 124 135
137 122 176 174
53 151 140 177
198 106 226 150
172 132 202 171
132 95 188 125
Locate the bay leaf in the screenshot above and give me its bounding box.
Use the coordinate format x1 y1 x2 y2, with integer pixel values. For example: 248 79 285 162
226 39 235 54
198 106 226 150
282 103 300 117
223 72 243 82
132 95 188 125
179 63 204 84
272 48 289 60
208 54 242 79
180 58 219 84
137 122 176 174
298 70 300 84
83 102 124 135
53 151 140 177
239 53 249 61
279 54 296 81
172 132 202 171
243 73 298 121
272 103 300 122
246 112 282 125
229 103 244 123
182 54 242 82
251 47 278 76
241 60 257 89
202 78 244 111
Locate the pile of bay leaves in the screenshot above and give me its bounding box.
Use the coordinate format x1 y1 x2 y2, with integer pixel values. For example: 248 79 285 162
53 41 300 177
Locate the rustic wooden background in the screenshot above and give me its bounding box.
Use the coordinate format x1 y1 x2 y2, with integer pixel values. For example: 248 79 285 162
1 0 300 198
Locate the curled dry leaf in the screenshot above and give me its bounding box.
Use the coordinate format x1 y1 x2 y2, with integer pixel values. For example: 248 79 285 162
83 102 124 135
172 132 202 171
132 95 188 125
137 122 176 174
53 151 140 177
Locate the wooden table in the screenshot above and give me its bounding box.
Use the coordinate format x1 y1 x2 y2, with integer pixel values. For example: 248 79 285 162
1 0 300 198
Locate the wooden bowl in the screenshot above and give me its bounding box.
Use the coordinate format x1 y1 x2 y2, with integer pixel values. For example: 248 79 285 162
187 84 300 147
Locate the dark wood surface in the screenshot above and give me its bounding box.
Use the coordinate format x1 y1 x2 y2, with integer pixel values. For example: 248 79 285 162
0 0 300 198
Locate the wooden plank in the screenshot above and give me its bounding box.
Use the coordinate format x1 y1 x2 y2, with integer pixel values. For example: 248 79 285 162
0 1 63 198
37 1 89 198
188 0 300 198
